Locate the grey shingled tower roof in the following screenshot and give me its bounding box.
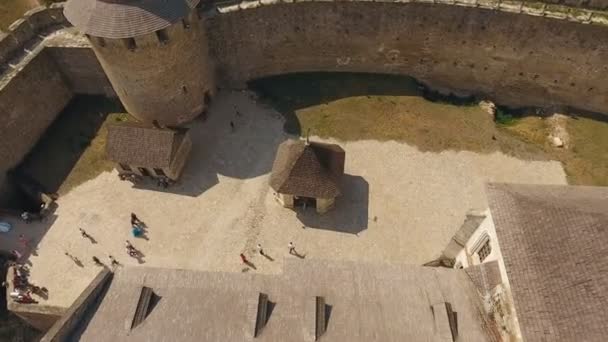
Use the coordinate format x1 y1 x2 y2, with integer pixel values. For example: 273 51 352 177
270 140 345 199
64 0 200 39
486 183 608 342
106 123 186 168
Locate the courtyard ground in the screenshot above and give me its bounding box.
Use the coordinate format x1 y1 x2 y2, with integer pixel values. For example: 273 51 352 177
0 90 567 309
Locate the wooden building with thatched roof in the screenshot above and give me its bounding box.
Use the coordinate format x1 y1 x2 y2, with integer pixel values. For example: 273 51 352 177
106 123 192 182
270 139 345 214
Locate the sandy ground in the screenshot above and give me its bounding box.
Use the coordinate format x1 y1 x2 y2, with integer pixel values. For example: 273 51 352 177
1 90 567 309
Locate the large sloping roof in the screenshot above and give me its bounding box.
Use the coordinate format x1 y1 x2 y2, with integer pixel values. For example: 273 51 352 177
270 140 344 198
68 260 498 341
106 123 186 168
486 183 608 341
64 0 200 39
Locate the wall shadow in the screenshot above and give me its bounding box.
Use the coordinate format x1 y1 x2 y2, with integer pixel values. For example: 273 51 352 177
249 72 421 135
129 93 285 197
296 175 369 235
15 96 124 195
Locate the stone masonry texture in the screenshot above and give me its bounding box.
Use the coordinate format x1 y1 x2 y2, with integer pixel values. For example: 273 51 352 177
88 11 215 126
0 50 72 178
207 2 608 115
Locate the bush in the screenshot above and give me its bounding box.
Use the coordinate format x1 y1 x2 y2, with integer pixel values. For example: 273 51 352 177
495 108 518 126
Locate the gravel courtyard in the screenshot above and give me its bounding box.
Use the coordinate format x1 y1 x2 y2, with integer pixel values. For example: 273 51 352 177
4 90 567 309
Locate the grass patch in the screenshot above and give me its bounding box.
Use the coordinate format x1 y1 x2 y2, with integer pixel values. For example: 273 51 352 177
563 117 608 186
251 72 544 156
18 96 127 195
495 108 519 126
0 0 37 30
500 115 608 186
252 72 608 186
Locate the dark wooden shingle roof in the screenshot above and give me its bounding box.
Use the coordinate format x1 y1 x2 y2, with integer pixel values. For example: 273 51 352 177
64 0 200 39
487 183 608 342
270 140 345 199
106 123 186 168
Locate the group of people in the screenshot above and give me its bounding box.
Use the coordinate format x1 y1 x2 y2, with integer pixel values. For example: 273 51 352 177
71 213 146 267
240 242 300 265
4 263 46 304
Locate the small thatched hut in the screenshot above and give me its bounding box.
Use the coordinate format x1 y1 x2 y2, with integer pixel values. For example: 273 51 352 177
270 139 345 214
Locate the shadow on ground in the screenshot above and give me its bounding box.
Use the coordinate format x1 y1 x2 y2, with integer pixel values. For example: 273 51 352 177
132 92 286 197
249 73 421 135
249 72 558 161
296 175 369 235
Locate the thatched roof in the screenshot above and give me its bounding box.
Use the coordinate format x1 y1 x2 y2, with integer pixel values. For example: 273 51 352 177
486 183 608 342
64 0 199 39
270 140 345 199
106 123 187 168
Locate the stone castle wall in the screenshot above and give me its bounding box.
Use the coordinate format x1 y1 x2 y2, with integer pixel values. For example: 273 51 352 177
207 0 608 114
0 51 72 187
0 3 111 203
47 47 115 97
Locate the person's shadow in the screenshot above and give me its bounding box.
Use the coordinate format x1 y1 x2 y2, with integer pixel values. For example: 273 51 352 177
133 250 146 264
84 234 97 244
290 251 306 259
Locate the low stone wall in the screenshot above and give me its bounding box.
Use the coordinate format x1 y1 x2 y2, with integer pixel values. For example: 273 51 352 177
0 4 67 67
40 268 112 341
207 0 608 115
5 265 66 332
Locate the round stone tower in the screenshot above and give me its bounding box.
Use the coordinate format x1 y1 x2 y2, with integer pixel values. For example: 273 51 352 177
64 0 214 126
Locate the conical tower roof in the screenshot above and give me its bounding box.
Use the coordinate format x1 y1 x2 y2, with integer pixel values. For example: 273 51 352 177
64 0 200 39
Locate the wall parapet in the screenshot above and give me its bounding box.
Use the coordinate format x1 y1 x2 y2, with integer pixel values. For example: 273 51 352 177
215 0 608 26
0 3 68 67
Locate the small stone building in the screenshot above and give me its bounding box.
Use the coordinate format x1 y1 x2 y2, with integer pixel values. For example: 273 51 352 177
270 139 345 214
106 123 192 181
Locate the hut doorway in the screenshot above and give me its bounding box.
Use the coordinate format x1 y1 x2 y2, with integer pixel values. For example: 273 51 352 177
294 196 316 210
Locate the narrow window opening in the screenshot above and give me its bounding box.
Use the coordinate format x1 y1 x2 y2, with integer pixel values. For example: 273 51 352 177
182 85 188 94
155 29 169 44
123 38 136 50
204 91 211 106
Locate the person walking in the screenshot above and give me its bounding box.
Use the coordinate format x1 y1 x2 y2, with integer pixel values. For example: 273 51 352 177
288 242 296 255
257 244 265 256
18 234 28 248
11 250 22 260
92 256 103 266
79 228 90 239
64 252 80 264
131 213 141 226
108 255 119 267
240 253 248 264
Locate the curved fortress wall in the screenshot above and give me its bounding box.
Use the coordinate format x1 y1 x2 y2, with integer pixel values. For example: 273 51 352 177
88 11 215 126
208 2 608 114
